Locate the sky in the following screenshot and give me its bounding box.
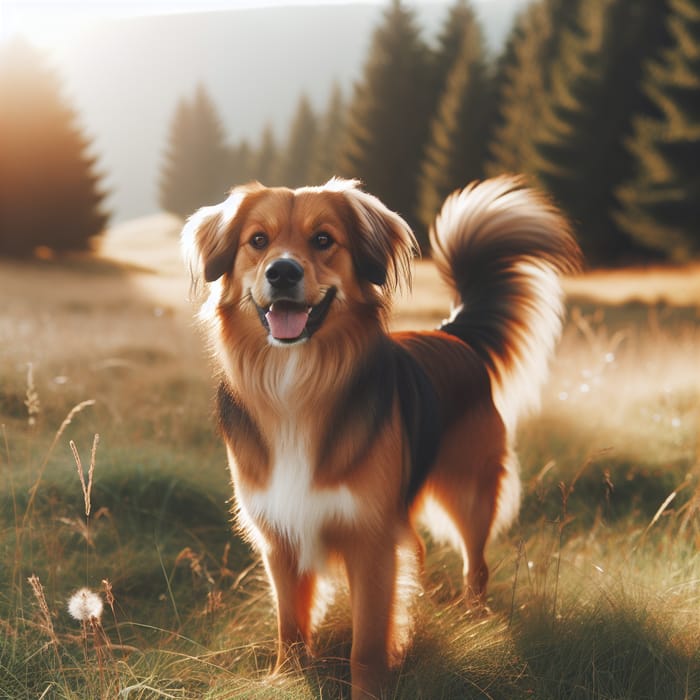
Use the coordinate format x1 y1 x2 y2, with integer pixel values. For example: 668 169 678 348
1 0 437 47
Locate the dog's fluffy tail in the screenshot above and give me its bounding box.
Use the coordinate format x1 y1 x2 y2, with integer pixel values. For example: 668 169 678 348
430 175 582 432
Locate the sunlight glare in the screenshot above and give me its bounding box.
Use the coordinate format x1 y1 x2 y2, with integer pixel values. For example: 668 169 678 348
1 2 95 49
0 0 388 49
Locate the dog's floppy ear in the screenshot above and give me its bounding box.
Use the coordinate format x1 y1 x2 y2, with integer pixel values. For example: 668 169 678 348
334 179 418 292
181 205 228 286
181 184 262 289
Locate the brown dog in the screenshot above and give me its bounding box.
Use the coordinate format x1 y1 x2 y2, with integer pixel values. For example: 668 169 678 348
182 176 580 698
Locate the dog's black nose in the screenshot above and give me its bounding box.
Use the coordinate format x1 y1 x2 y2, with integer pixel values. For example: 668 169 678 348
265 258 304 290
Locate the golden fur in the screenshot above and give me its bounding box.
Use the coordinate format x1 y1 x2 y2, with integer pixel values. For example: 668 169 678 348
182 176 581 699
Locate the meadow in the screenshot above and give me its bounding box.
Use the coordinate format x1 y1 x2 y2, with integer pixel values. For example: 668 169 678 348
1 215 698 699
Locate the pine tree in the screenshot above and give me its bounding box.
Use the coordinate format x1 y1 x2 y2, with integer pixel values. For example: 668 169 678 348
310 82 346 185
276 94 318 188
228 139 255 185
615 0 700 261
159 83 231 218
431 0 480 104
532 0 672 263
486 0 576 176
0 40 108 256
417 1 492 231
338 0 434 239
255 124 279 185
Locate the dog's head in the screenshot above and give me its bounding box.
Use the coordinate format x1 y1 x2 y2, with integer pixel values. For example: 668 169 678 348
182 178 417 346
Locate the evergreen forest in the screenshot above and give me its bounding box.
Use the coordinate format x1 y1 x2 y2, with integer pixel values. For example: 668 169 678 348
158 0 700 265
1 0 699 266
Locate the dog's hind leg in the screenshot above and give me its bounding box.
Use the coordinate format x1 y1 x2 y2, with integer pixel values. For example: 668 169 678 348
433 470 499 609
423 433 506 610
459 487 496 607
457 447 520 607
422 405 513 610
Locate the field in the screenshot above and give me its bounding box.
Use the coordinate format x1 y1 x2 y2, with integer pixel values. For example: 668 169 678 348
1 214 699 699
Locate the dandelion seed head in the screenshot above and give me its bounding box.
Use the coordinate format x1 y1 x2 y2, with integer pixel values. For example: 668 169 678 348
68 587 103 622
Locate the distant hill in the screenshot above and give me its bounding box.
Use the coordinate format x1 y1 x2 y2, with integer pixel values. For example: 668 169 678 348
48 1 527 222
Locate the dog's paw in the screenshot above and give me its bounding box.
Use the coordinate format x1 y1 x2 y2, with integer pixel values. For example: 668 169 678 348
464 598 492 619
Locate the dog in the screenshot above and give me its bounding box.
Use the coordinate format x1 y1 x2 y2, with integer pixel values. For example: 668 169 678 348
181 175 581 699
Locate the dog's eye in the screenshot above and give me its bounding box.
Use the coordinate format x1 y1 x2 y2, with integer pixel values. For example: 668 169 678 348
249 232 269 250
311 231 334 251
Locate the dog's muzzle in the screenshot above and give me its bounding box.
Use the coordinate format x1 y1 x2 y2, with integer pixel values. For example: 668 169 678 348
253 258 336 344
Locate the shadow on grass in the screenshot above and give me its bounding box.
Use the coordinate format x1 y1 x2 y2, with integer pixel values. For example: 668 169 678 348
512 594 699 700
278 611 697 699
289 592 699 699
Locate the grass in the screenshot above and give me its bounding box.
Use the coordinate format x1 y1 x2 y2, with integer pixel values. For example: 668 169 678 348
1 245 699 699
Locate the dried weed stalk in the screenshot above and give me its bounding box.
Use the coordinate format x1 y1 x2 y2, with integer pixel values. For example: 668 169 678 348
71 434 99 518
27 574 63 671
24 363 41 427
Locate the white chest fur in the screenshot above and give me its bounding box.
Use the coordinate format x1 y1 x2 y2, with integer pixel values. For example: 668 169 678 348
240 421 359 573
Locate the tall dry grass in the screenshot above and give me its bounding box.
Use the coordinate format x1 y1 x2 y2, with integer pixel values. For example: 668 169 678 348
1 254 698 698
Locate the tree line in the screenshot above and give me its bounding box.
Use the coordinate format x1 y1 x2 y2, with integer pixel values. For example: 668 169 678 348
1 0 698 265
160 0 700 264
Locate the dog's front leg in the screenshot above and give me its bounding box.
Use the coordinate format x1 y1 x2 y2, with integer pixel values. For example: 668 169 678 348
344 537 397 700
264 546 316 674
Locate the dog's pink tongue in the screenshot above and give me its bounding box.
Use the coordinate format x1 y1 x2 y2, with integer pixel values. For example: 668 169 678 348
266 305 310 339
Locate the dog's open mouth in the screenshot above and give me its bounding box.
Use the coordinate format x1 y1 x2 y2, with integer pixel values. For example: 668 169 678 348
266 301 309 340
254 287 336 344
